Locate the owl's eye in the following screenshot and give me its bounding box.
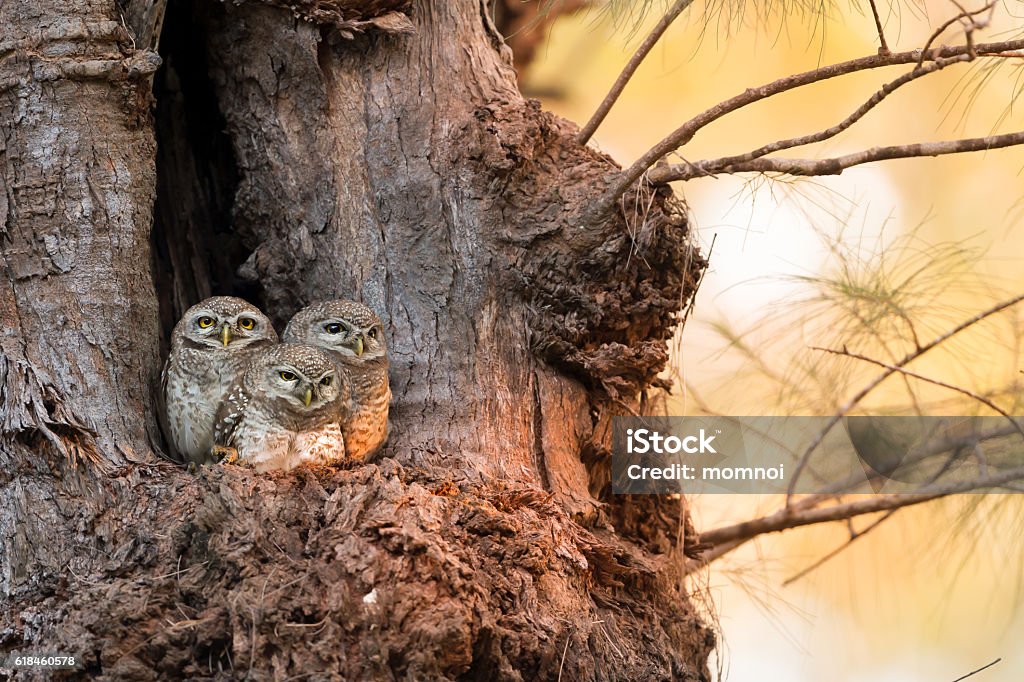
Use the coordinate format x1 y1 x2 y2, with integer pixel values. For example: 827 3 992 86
367 327 378 339
197 316 216 328
279 371 298 382
324 323 343 335
320 376 333 387
238 317 256 330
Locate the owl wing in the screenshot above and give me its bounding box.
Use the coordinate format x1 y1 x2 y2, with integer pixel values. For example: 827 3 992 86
155 355 182 464
212 379 251 449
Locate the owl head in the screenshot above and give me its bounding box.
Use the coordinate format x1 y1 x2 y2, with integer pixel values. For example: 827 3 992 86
173 296 278 352
246 344 344 413
283 300 387 364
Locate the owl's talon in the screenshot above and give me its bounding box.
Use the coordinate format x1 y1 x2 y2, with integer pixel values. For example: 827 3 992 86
186 461 198 475
212 445 239 465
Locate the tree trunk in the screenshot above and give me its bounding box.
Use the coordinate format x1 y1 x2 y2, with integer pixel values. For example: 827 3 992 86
1 0 711 679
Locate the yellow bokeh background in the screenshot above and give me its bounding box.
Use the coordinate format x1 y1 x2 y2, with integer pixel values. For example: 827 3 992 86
524 2 1024 679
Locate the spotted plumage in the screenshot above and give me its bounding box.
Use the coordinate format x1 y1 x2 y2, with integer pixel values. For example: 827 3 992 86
213 344 349 472
283 300 391 462
161 296 278 464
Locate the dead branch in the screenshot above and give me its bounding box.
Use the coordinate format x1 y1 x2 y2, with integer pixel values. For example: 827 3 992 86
776 401 997 584
688 411 1021 569
833 423 1018 492
576 0 696 145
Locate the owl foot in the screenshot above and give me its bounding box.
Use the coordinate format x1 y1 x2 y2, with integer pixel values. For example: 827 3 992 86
212 445 240 465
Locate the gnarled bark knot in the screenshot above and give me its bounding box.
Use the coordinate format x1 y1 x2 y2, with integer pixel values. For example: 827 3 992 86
453 99 704 399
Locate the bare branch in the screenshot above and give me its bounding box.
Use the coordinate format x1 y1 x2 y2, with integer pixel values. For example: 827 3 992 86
700 463 1024 547
652 53 971 181
576 0 697 145
592 37 1024 215
650 128 1024 181
787 291 1024 500
813 346 1024 440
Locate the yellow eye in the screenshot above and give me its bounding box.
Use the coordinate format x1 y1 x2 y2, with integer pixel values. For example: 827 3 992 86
367 327 378 339
197 316 215 328
320 376 332 387
324 323 343 334
279 371 298 382
239 317 256 330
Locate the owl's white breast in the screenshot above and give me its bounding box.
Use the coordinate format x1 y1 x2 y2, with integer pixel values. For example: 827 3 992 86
233 406 345 472
296 422 346 467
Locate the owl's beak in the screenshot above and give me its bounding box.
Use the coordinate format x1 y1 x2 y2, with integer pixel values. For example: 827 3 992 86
352 336 364 357
220 325 232 347
303 386 313 407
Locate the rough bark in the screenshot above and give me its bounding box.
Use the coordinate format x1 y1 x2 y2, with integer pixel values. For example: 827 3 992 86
1 0 711 679
0 3 162 469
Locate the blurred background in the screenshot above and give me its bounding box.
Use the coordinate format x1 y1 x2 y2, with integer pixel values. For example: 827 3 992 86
504 0 1024 679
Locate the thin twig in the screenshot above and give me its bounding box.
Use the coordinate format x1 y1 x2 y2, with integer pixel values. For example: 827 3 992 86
576 0 697 145
951 658 1002 682
787 291 1024 501
782 509 896 585
557 629 572 681
918 2 995 68
867 0 890 55
592 37 1024 215
812 346 1024 440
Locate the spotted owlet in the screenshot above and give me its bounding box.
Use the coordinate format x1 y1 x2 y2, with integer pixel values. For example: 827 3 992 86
161 296 278 464
212 344 348 472
283 300 391 462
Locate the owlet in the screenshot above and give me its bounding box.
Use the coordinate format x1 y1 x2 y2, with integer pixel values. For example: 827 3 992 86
212 344 348 472
283 300 391 461
161 296 278 464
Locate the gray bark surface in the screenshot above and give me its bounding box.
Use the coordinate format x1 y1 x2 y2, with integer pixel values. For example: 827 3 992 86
0 0 712 679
